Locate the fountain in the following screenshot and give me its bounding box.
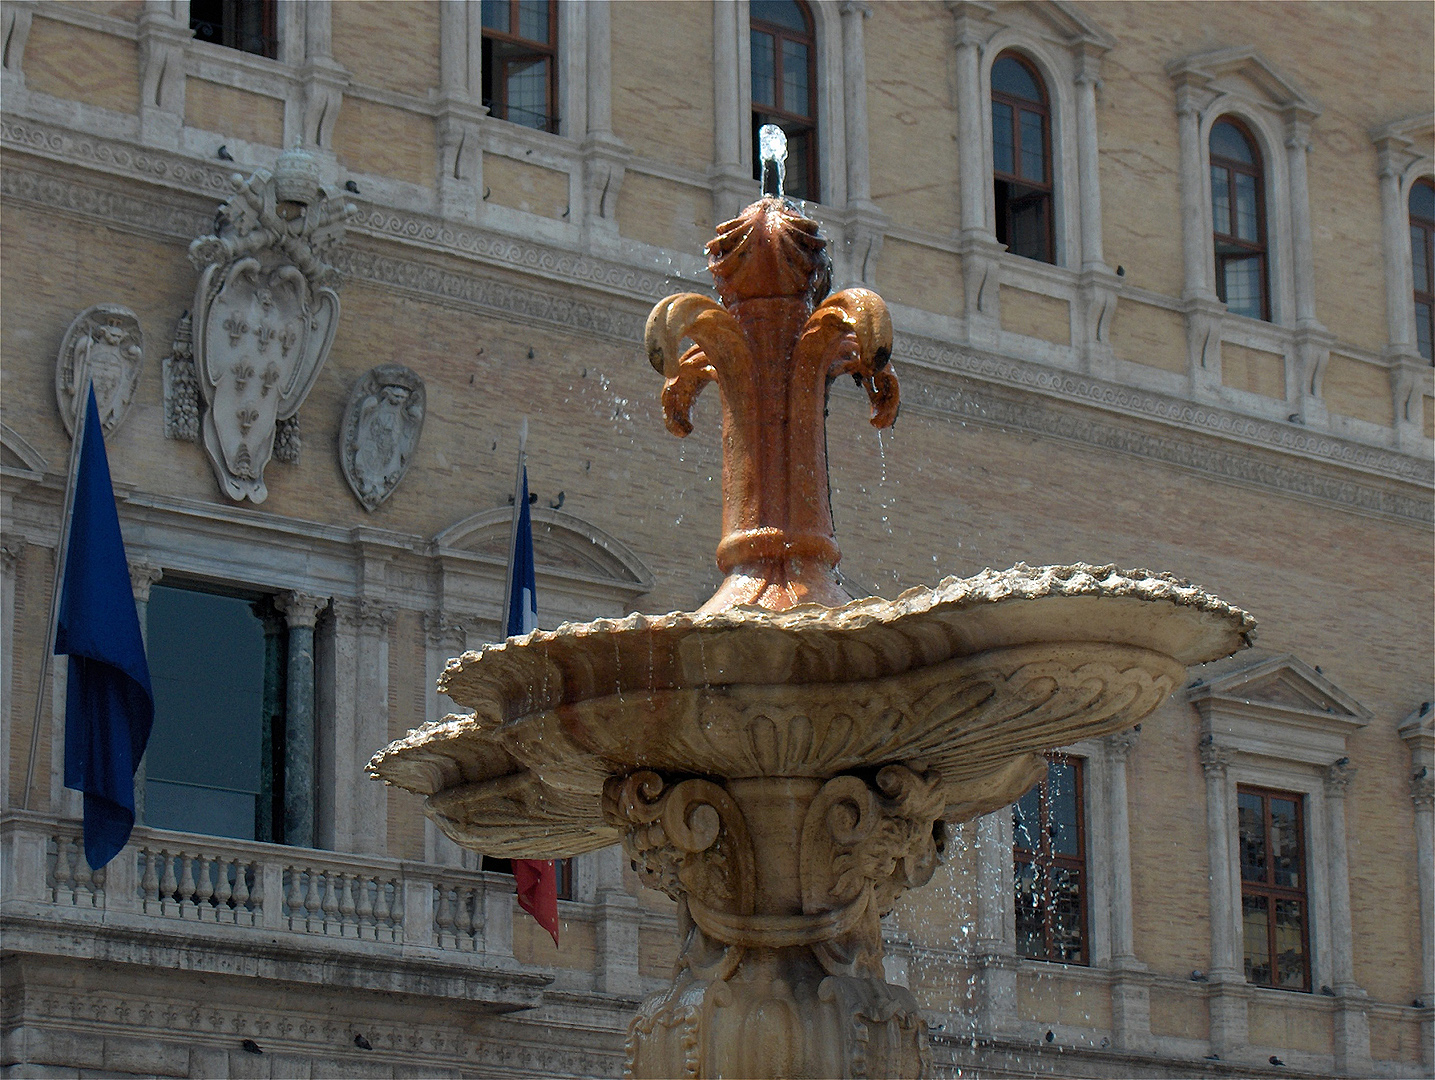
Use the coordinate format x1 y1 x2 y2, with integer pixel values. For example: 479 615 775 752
369 135 1253 1078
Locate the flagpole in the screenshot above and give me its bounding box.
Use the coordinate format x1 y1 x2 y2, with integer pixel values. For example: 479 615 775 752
500 417 528 636
23 358 94 809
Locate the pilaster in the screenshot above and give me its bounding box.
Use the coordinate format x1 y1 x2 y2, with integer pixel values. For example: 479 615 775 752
1399 701 1435 1070
592 844 643 998
711 0 754 222
973 810 1018 1037
436 0 486 223
1200 740 1247 1056
1323 760 1372 1076
1 2 35 103
1103 730 1150 1050
580 0 626 238
137 1 191 150
0 540 24 810
292 1 348 158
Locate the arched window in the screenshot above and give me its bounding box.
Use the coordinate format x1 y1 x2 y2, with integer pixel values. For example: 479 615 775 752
481 0 558 132
750 0 818 202
1410 178 1434 362
1209 118 1270 321
991 52 1054 264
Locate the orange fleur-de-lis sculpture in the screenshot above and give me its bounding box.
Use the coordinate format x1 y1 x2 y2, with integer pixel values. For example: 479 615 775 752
646 197 899 612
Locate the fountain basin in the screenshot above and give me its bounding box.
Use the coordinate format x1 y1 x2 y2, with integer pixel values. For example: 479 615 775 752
369 562 1253 856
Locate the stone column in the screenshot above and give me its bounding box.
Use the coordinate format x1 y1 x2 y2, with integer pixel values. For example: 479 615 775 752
276 591 327 849
137 1 191 149
436 0 486 222
127 562 163 824
593 844 643 998
711 0 753 221
1325 761 1373 1077
1105 730 1151 1051
973 810 1018 1037
0 541 24 809
581 0 627 238
1200 741 1247 1056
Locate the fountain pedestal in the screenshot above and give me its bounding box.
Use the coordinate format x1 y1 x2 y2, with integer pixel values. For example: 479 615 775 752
370 193 1255 1079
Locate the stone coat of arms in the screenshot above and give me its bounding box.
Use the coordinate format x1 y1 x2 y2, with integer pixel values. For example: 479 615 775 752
184 145 356 502
55 304 144 438
340 364 426 511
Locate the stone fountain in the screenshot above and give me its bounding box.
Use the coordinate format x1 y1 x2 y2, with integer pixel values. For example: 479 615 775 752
370 168 1253 1077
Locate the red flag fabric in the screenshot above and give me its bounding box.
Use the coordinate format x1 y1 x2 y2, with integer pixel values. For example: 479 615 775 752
513 858 559 946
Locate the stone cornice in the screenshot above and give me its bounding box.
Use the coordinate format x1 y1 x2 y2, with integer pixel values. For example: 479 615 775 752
3 117 1431 527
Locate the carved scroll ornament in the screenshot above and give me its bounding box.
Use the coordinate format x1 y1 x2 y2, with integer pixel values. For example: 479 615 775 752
185 145 356 502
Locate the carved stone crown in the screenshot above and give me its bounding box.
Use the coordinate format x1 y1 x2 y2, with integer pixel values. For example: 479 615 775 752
274 143 322 207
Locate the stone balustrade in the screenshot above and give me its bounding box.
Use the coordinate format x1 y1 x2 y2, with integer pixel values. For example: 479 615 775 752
2 811 522 959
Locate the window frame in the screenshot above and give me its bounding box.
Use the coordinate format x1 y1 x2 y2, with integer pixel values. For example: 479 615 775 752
990 50 1056 265
1013 753 1089 965
749 0 820 203
189 0 278 60
1209 115 1272 322
1236 783 1312 992
481 0 560 134
1411 178 1435 363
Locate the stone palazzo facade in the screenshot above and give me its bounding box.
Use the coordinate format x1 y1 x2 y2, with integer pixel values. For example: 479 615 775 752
0 2 1431 1077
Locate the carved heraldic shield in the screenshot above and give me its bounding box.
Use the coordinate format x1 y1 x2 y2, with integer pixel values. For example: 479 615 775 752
55 305 144 439
340 364 426 511
188 145 356 502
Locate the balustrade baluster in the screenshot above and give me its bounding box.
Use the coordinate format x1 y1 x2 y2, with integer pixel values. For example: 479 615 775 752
178 853 197 918
51 837 73 903
355 874 374 939
435 884 455 949
454 885 473 950
303 868 322 933
193 853 215 920
373 879 394 942
285 866 303 930
89 864 106 907
321 871 341 935
159 850 178 916
140 848 160 913
214 858 234 923
337 873 356 937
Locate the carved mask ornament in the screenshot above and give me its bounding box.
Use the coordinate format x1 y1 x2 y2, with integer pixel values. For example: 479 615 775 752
55 304 144 438
188 145 356 502
340 364 426 511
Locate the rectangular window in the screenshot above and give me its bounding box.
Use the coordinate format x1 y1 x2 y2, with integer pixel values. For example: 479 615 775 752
1237 785 1311 991
481 0 558 132
1013 756 1087 964
145 583 287 843
189 0 277 59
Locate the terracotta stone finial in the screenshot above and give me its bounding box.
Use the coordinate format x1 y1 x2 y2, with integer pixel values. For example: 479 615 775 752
646 197 899 612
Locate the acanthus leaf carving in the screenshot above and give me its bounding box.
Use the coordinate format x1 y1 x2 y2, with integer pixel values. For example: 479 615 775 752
187 145 357 503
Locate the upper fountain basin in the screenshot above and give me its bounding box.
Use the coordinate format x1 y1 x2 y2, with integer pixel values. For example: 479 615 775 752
368 563 1254 858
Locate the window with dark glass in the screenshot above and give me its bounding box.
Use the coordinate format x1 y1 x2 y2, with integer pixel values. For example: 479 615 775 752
1410 178 1435 362
144 583 287 843
1210 118 1270 321
1238 786 1311 991
189 0 277 59
1013 756 1086 964
481 0 558 133
750 0 819 202
991 52 1054 264
479 856 575 901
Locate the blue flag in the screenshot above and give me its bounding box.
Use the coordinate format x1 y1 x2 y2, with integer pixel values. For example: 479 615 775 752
56 386 154 870
506 465 538 637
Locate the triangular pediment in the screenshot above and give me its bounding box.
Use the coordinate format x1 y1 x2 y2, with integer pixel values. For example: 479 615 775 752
434 506 653 591
1167 47 1320 121
0 423 47 476
1191 653 1371 722
984 1 1115 50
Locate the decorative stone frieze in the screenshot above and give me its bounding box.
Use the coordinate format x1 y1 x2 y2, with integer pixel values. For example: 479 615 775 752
55 304 143 438
340 364 425 511
186 145 357 503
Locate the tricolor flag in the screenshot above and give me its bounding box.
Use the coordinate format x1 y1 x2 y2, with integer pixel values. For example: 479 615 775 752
504 423 558 946
56 385 154 870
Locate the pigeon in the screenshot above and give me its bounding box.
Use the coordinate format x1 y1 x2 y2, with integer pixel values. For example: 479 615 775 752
1269 1056 1285 1066
345 180 361 194
1190 970 1209 982
241 1039 263 1055
1204 1054 1220 1061
353 1034 372 1051
217 145 234 161
1044 1030 1055 1043
1320 985 1336 996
